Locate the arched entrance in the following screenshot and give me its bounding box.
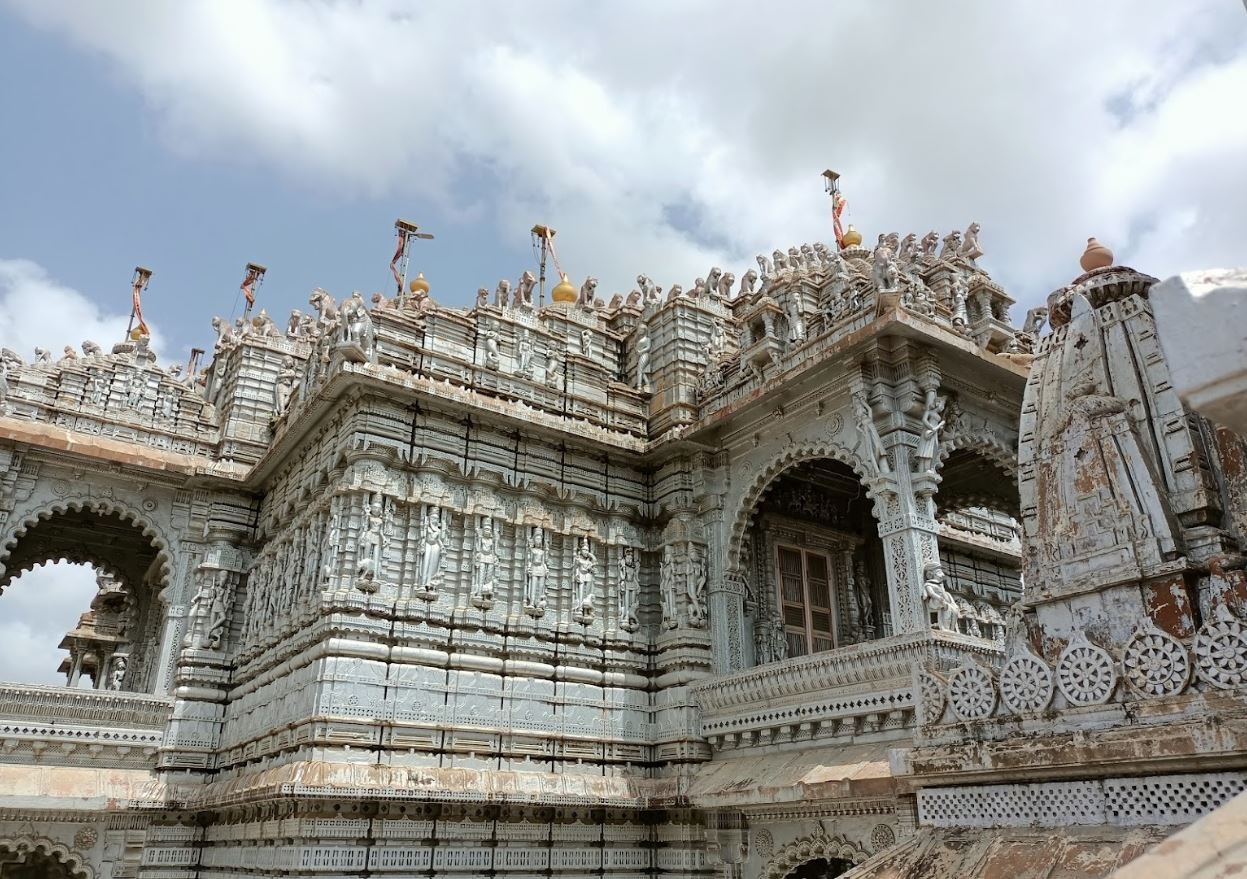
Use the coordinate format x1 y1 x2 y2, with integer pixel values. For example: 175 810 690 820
737 454 888 665
933 445 1023 641
0 837 92 879
783 857 854 879
0 502 175 694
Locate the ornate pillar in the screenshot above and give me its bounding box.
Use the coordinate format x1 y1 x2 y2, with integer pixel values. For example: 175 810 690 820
711 570 749 674
876 449 939 634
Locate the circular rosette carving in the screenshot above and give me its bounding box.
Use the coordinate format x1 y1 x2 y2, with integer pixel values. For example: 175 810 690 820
1057 633 1117 706
918 670 947 726
947 663 996 720
870 823 896 853
1194 610 1247 690
1000 651 1054 714
1122 625 1190 698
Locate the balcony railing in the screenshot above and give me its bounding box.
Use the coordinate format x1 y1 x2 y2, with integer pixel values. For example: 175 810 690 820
0 681 172 729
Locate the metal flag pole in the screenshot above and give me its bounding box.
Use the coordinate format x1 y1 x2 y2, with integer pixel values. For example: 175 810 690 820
392 219 434 306
240 262 267 321
126 266 153 340
531 224 556 308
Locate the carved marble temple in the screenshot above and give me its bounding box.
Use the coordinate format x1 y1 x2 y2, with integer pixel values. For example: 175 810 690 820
0 224 1244 879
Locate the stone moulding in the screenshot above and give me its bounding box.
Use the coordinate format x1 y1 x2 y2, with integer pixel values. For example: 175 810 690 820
0 682 172 728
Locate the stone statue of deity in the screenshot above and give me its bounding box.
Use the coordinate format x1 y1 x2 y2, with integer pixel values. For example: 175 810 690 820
914 390 946 476
853 392 891 476
618 546 640 632
418 506 445 591
472 516 498 605
660 545 679 629
108 656 127 691
524 528 549 616
922 563 960 631
687 545 707 628
573 537 597 616
635 326 652 391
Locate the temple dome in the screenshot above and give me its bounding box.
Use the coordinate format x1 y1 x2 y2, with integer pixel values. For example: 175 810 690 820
551 273 577 303
841 225 862 248
408 272 430 296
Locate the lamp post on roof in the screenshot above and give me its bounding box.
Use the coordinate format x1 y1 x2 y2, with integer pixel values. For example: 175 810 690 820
531 224 557 308
392 219 434 306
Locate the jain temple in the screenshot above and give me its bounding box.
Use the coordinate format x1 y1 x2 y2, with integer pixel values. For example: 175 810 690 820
0 219 1245 879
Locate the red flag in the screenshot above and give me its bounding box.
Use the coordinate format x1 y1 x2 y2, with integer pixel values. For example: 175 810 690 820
390 232 406 293
132 280 148 336
832 192 847 249
241 270 257 307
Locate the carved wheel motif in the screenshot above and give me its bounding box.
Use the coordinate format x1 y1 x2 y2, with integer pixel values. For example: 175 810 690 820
947 663 996 720
918 671 947 725
870 824 895 853
1194 614 1247 690
1000 651 1054 714
1057 635 1116 706
754 829 774 859
1122 626 1190 697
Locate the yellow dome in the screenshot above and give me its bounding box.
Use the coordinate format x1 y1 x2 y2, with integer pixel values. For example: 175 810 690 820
408 272 430 296
841 225 862 248
551 273 577 303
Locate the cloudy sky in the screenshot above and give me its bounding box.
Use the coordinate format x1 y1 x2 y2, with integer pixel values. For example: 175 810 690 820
0 1 1245 684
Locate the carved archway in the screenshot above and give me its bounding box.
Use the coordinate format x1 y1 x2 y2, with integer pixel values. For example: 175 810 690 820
935 438 1020 520
0 497 176 591
0 498 178 692
726 441 877 575
0 836 94 879
763 831 868 879
938 431 1018 482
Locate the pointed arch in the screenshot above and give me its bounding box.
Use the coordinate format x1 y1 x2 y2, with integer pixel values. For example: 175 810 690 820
726 441 879 575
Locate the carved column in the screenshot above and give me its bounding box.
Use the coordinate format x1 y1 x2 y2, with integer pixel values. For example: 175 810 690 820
874 456 936 635
712 570 749 674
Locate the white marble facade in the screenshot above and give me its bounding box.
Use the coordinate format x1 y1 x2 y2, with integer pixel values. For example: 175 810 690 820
0 234 1240 879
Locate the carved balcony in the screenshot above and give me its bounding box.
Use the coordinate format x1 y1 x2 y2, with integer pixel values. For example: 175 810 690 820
0 682 171 766
692 630 1002 750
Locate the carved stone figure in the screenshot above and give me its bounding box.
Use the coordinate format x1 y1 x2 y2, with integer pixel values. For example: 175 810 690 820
756 254 772 286
853 558 875 632
356 494 390 589
706 268 723 299
59 345 78 364
920 231 940 257
853 392 891 475
274 356 298 415
524 528 549 615
81 340 102 358
545 345 566 388
107 656 126 691
914 390 946 475
475 287 489 308
771 618 788 661
660 546 679 629
897 234 916 263
309 288 339 328
618 546 639 632
573 537 597 615
950 274 970 330
872 240 900 293
959 222 983 263
125 372 146 410
469 517 498 607
184 570 230 651
580 329 594 360
691 277 709 299
717 272 735 300
516 270 536 308
495 279 510 308
739 269 758 298
1022 306 1049 336
709 320 727 356
939 231 962 261
687 546 707 628
923 563 960 631
418 506 445 591
484 330 501 370
340 292 375 355
638 274 658 305
634 326 651 391
785 296 806 344
517 330 534 376
252 309 282 338
579 277 598 308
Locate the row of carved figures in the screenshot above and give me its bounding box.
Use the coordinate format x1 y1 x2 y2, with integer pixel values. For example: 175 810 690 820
238 495 709 649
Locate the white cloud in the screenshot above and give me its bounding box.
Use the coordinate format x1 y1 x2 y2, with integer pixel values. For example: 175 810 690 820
0 562 98 686
0 259 152 360
3 0 1246 310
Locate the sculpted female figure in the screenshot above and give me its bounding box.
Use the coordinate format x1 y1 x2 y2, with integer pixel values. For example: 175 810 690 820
524 528 549 614
419 506 445 589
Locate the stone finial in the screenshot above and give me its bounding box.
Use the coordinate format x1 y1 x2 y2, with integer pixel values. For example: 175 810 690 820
1080 237 1113 272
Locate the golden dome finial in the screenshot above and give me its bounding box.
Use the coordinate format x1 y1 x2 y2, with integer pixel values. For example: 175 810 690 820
841 224 862 248
408 272 430 296
551 273 577 303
